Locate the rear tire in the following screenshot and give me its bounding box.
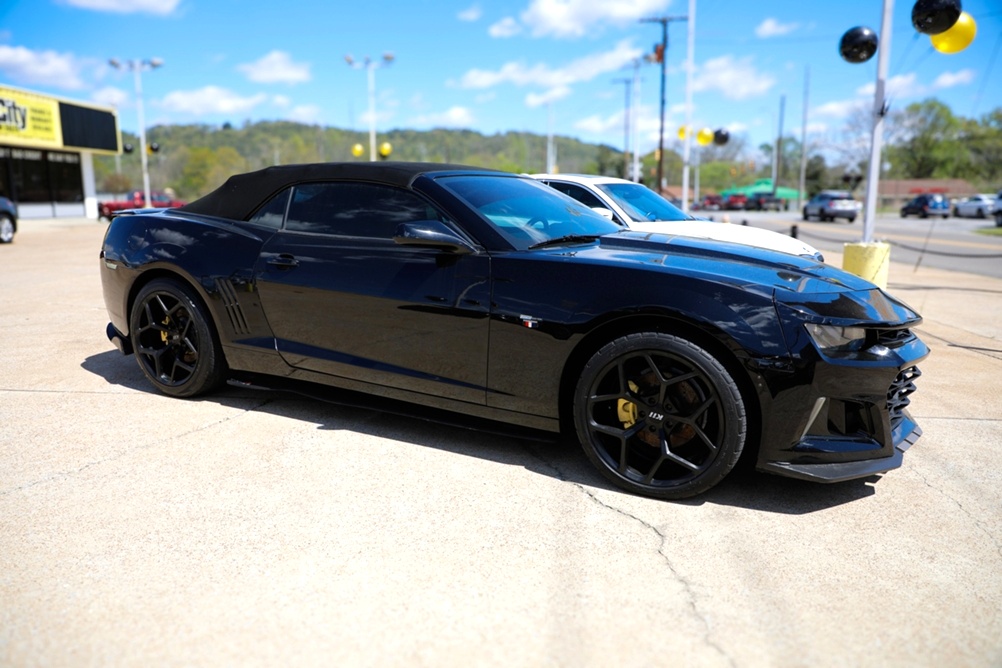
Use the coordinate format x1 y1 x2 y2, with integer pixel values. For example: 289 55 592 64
573 332 746 500
129 278 226 398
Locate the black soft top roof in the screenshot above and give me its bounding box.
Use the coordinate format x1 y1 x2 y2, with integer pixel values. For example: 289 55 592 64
178 161 501 221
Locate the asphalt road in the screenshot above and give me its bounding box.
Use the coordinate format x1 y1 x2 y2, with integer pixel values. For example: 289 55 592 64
715 209 1002 279
2 218 1000 667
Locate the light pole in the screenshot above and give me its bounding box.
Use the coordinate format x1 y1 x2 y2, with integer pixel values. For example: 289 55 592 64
109 57 162 208
612 77 631 177
345 53 394 161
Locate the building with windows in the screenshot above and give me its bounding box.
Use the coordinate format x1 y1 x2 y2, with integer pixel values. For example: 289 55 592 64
1 84 120 219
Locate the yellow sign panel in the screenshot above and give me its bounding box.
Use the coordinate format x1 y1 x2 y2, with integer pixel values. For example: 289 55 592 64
0 87 63 148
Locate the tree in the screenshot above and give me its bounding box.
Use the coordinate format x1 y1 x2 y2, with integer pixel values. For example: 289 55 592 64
884 98 967 179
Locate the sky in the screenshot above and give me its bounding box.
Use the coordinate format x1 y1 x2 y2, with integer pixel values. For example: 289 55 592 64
2 0 1001 161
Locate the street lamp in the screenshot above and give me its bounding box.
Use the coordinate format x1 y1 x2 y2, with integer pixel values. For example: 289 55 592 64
108 57 162 208
345 53 394 161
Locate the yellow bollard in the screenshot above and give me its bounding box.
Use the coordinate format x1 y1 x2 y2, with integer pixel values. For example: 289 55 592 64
842 241 890 289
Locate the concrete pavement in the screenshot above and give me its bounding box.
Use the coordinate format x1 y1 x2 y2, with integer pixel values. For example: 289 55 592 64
1 217 1000 667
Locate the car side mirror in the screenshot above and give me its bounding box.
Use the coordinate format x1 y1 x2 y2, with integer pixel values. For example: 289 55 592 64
393 220 476 254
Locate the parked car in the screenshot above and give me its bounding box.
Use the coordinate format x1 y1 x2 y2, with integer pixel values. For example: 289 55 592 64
953 194 995 219
98 190 186 220
100 162 928 500
746 192 783 211
0 195 16 244
900 193 949 219
803 190 861 223
724 193 748 210
531 174 822 260
993 190 1002 227
697 194 723 210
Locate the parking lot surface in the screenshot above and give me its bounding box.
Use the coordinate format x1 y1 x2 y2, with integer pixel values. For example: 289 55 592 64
2 218 1000 666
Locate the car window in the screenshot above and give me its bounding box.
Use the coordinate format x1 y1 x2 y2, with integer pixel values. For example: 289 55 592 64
247 187 291 230
437 175 619 250
547 182 607 210
284 182 444 238
596 182 689 222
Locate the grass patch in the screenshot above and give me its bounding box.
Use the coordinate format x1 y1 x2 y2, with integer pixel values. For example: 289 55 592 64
974 226 1002 236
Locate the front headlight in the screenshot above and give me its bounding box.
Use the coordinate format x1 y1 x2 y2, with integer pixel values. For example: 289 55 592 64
806 324 867 353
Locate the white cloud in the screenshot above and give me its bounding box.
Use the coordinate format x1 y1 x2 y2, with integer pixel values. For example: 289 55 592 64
92 86 130 108
459 40 642 89
458 5 481 21
288 105 322 123
519 0 671 38
933 69 975 88
64 0 180 14
856 73 917 98
272 94 291 107
237 51 310 85
813 99 867 118
0 45 85 89
160 86 268 115
526 85 571 108
489 17 522 38
692 55 776 100
411 106 475 127
755 18 799 38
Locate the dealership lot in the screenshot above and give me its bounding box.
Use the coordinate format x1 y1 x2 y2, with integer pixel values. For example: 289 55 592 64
2 219 1000 666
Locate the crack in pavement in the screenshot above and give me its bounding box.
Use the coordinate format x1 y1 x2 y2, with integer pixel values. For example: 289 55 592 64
909 465 1002 562
523 442 737 668
0 398 277 497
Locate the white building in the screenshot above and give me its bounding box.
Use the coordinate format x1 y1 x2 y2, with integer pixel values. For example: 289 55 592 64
1 84 120 219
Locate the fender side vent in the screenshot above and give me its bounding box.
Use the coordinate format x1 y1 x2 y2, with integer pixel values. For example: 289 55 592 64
215 278 250 335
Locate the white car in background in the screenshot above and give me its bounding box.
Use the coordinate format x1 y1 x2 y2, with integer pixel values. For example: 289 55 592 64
953 193 996 219
531 174 824 261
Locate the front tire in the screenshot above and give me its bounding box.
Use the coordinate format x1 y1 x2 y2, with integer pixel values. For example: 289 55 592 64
0 214 13 243
573 333 747 500
129 278 226 397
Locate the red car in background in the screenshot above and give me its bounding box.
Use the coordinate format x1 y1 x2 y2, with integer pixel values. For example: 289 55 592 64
98 190 186 220
724 193 747 210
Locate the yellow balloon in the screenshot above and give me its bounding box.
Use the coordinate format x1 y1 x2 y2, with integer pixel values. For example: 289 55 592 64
379 142 393 158
930 11 976 54
351 143 364 157
697 128 714 146
677 125 688 140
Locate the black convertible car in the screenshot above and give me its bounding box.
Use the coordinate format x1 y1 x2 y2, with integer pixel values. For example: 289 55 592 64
100 162 928 500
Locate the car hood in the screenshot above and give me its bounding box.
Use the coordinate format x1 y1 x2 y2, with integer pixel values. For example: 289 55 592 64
624 219 820 258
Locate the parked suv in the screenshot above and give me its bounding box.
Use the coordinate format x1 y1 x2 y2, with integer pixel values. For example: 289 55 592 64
900 193 949 219
803 190 861 223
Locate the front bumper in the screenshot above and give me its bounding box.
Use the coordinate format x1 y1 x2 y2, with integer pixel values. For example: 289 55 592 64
754 319 929 484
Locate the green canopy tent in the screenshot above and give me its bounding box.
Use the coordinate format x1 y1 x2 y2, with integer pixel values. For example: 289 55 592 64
720 179 802 201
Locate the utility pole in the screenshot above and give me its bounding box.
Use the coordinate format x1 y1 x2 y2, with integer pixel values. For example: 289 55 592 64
641 14 687 193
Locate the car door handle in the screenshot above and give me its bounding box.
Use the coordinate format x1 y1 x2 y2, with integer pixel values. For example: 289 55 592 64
267 253 299 269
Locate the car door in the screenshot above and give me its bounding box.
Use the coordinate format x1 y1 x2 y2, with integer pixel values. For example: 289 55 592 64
253 181 492 404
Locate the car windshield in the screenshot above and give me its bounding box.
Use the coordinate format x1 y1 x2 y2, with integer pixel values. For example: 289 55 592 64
437 175 620 250
596 182 690 222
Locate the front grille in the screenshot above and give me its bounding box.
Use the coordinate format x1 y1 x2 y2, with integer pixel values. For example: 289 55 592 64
888 366 921 429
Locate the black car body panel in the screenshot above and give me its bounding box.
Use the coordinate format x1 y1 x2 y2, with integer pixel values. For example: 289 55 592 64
100 162 929 495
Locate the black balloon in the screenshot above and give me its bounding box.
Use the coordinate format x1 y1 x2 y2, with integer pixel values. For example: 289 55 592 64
713 129 729 146
839 26 879 64
911 0 962 35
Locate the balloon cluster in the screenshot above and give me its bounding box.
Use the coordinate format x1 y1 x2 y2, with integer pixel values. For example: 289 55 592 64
678 126 730 146
839 0 976 63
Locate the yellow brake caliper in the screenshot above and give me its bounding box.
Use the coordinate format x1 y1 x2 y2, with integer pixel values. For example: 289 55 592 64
161 316 171 343
617 381 640 428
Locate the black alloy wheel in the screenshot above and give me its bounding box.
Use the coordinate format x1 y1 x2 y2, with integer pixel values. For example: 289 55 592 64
573 333 746 500
129 278 225 397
